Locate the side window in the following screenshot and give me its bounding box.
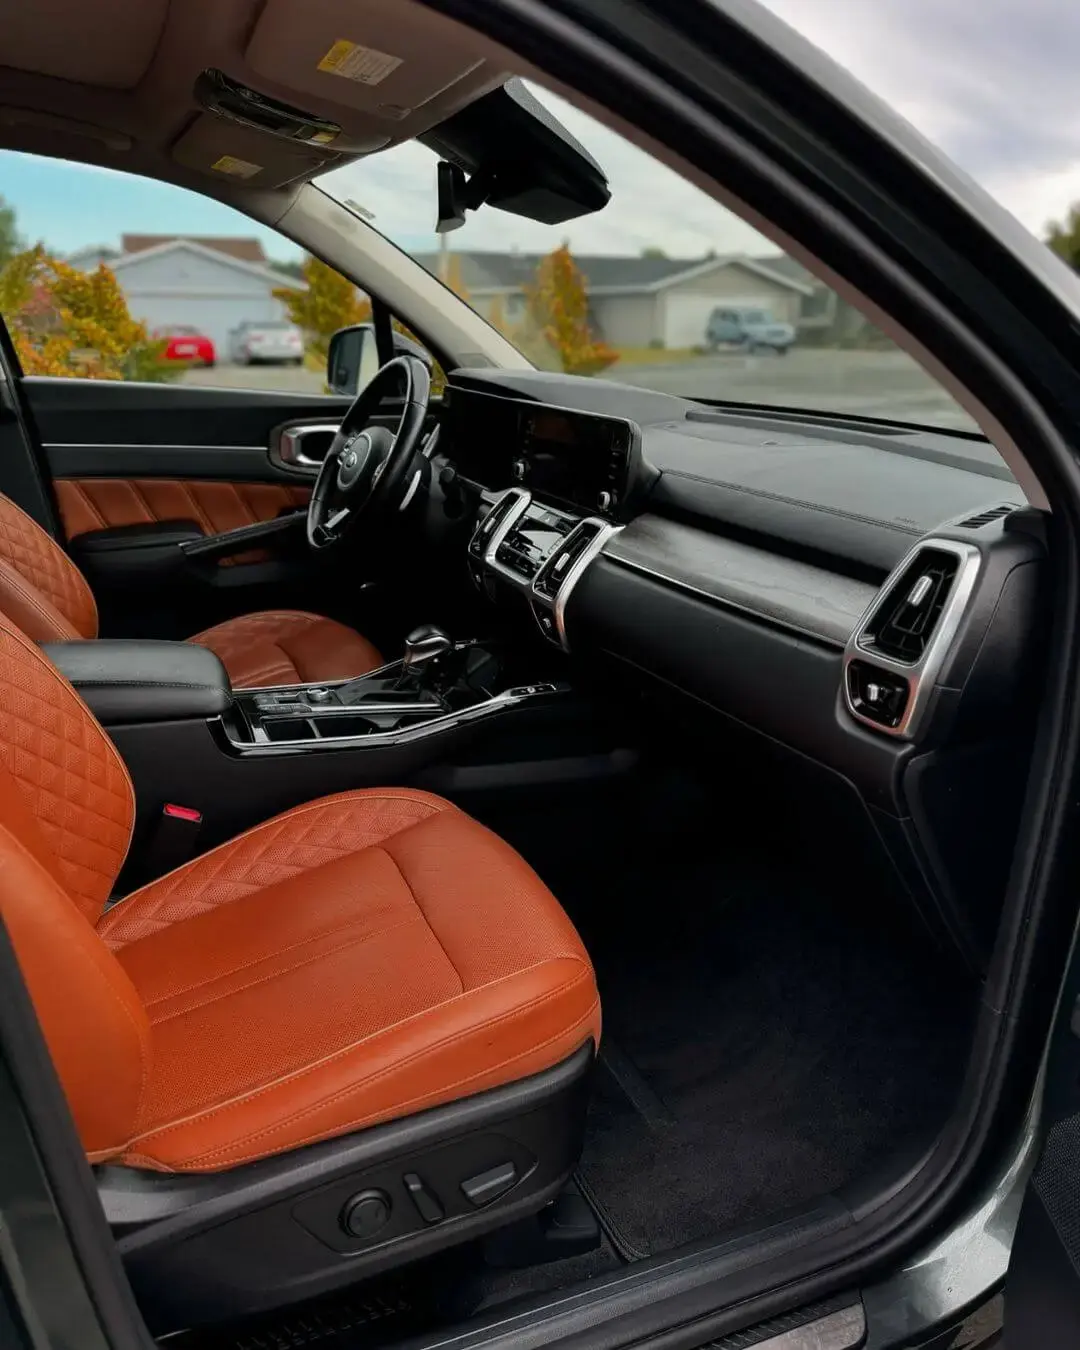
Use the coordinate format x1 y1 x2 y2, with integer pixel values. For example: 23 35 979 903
0 150 367 395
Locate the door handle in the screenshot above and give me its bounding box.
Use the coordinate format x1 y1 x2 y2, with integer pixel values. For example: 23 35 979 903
277 424 339 470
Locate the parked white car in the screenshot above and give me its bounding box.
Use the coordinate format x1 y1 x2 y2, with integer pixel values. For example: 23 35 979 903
227 320 304 366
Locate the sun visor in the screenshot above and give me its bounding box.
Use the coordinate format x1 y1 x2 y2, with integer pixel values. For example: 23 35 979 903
171 114 348 188
0 0 167 89
244 0 496 129
421 80 611 226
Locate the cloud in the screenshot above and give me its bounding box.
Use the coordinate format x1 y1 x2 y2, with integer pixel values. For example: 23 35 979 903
757 0 1080 236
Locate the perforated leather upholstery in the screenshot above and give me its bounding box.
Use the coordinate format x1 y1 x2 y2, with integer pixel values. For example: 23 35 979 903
0 610 600 1173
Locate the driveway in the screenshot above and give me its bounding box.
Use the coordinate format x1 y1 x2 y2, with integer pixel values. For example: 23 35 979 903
601 348 978 431
180 362 327 393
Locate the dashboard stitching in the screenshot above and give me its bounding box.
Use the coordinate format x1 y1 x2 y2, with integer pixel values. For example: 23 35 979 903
661 470 924 536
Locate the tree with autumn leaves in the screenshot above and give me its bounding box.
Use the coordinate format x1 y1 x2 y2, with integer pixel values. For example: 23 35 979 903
522 244 617 376
272 255 372 369
0 245 176 380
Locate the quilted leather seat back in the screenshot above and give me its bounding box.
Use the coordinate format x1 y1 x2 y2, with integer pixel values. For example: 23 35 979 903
0 610 147 1153
0 492 99 641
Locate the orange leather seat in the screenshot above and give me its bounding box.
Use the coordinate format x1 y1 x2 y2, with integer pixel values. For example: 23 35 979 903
0 491 384 686
0 610 600 1173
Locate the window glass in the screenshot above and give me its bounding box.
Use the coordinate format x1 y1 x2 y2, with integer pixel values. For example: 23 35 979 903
0 152 373 394
320 87 983 438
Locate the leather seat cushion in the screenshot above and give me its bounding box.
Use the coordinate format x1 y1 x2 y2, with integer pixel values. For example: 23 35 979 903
189 609 383 688
96 789 600 1173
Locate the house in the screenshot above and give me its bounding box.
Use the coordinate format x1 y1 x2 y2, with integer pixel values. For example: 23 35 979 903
413 250 815 348
69 235 300 349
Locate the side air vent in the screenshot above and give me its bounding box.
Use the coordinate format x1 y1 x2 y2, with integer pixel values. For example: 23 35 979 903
844 538 981 740
862 548 959 664
957 503 1017 530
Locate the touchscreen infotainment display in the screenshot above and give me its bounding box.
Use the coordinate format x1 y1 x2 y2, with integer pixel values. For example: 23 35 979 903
444 387 635 513
520 407 632 512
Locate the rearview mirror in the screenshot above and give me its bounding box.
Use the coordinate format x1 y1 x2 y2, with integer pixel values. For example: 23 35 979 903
326 324 432 396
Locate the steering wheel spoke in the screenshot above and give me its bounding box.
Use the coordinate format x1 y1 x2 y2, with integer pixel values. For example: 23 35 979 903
306 355 431 552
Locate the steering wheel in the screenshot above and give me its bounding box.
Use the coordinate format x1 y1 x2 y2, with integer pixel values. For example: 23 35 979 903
307 354 431 550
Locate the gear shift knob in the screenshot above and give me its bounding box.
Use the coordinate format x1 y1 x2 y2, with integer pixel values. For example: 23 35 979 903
400 624 452 682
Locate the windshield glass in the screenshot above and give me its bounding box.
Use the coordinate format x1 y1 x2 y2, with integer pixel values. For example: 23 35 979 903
319 88 978 435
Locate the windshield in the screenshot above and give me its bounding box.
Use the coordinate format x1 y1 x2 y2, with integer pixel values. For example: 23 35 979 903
319 88 978 435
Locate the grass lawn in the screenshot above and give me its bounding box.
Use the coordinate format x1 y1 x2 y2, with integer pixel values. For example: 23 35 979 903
614 346 699 365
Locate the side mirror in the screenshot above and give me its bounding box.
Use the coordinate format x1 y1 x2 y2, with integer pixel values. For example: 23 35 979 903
327 323 433 396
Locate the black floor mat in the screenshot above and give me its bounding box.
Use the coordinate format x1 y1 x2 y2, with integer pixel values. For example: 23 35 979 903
573 858 973 1259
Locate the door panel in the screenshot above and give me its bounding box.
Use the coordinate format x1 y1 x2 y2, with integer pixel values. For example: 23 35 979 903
23 377 355 639
26 376 353 455
54 479 310 547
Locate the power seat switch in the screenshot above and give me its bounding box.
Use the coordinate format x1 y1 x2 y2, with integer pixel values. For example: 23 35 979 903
461 1161 518 1207
403 1172 444 1224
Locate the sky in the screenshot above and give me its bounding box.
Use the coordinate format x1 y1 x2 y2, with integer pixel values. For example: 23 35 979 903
1 0 1076 263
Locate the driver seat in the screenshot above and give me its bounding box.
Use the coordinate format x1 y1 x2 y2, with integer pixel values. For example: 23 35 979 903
0 490 384 686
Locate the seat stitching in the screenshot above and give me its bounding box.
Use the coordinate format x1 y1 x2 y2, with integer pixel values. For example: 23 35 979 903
125 963 594 1151
378 846 464 996
0 561 79 638
72 482 108 530
143 915 421 1021
1 615 135 872
102 790 452 940
170 1001 600 1170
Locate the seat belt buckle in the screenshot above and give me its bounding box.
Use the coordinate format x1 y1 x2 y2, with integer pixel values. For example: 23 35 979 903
144 803 203 877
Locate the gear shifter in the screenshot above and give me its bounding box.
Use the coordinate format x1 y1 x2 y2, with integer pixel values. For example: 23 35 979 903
398 624 453 688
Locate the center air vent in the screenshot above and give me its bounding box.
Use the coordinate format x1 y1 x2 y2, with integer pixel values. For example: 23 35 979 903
862 548 959 664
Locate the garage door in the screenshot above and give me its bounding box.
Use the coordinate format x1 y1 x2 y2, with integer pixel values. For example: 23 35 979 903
662 293 777 349
125 293 286 351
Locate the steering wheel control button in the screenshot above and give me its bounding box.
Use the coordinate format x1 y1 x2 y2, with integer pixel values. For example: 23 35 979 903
403 1172 445 1225
341 1189 392 1240
461 1161 518 1207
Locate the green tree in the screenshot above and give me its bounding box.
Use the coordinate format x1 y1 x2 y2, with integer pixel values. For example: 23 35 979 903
640 246 667 259
1047 205 1080 268
273 254 370 367
522 243 618 376
0 196 22 269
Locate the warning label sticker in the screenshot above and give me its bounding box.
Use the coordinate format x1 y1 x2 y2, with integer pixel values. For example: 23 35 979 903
211 154 261 179
317 39 402 86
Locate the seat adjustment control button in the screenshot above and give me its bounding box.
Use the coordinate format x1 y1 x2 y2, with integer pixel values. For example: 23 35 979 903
403 1172 444 1224
461 1161 518 1207
341 1189 392 1239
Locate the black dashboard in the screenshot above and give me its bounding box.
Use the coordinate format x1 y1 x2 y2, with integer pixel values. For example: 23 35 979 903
441 365 1046 970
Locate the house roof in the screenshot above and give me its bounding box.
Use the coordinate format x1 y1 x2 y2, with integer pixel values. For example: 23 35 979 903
108 237 302 289
121 234 268 264
412 251 814 296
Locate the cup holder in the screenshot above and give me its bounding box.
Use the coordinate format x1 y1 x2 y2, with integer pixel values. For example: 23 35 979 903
315 714 379 738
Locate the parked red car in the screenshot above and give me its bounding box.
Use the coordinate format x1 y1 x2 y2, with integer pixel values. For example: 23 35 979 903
153 325 215 366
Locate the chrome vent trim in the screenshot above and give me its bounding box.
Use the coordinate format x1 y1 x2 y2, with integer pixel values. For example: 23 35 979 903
843 538 982 739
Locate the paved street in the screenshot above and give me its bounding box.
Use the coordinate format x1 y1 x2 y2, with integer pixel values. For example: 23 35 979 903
186 349 978 433
601 347 978 431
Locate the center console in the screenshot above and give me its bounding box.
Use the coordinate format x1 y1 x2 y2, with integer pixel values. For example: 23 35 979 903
468 488 619 650
225 638 563 750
